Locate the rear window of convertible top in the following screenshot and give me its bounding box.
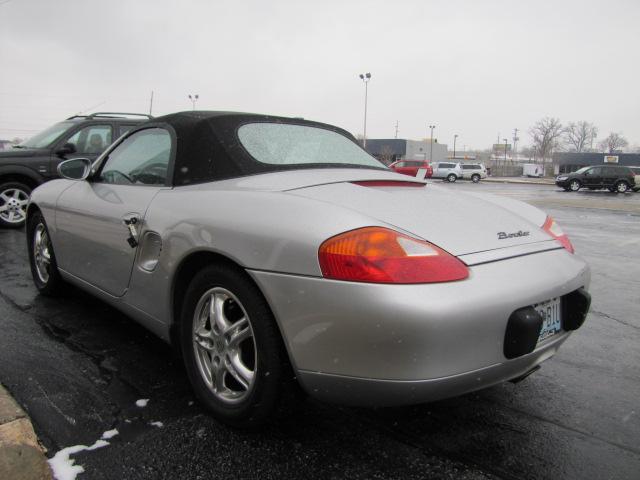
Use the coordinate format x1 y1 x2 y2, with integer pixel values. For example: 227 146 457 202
237 122 384 169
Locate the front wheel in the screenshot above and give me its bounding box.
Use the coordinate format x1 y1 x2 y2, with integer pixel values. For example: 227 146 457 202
447 174 457 183
0 182 31 228
615 181 629 193
471 174 481 183
180 263 292 427
569 180 581 192
27 211 64 295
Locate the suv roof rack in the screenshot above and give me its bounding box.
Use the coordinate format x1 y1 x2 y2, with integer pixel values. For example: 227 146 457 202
66 112 154 120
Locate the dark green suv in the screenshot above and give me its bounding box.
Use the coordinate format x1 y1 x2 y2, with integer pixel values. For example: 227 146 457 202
0 113 151 228
555 165 635 194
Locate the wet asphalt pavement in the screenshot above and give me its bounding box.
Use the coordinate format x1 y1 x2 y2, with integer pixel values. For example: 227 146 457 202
0 183 639 480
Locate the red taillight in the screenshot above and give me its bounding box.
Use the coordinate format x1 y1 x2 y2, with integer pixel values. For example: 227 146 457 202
318 227 469 284
542 216 574 253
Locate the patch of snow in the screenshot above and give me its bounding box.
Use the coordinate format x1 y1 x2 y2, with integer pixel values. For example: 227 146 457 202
48 440 109 480
149 421 164 428
135 398 149 407
101 429 118 440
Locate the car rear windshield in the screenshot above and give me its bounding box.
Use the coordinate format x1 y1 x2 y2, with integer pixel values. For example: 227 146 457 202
238 123 384 169
19 121 74 149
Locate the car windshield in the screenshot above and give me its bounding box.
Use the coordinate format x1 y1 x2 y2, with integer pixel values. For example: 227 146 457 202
18 122 74 149
574 167 590 174
238 123 385 169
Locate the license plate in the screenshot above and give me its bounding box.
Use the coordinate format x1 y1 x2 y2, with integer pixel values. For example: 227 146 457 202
535 297 562 343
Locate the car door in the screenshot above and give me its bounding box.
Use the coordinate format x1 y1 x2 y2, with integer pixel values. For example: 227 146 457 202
54 127 173 297
50 123 114 176
583 167 602 188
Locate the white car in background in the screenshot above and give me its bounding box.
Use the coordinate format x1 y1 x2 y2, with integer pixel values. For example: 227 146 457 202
432 162 463 182
461 163 488 183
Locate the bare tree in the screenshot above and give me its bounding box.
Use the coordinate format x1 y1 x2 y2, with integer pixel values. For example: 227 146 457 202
598 132 628 153
529 117 564 162
379 145 395 165
564 121 598 152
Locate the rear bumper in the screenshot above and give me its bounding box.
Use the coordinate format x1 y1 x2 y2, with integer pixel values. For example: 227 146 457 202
249 249 590 406
296 333 569 406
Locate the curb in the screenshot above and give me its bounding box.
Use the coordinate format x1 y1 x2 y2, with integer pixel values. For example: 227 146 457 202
0 384 52 480
483 177 555 186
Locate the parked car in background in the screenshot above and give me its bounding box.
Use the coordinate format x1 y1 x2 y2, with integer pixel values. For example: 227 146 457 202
432 161 463 182
27 110 591 427
461 163 488 183
389 160 433 178
0 112 151 228
555 165 635 193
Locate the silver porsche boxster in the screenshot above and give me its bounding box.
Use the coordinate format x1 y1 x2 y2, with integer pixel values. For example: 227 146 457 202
26 111 591 427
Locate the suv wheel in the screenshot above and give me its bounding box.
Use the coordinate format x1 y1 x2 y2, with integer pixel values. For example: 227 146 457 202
569 180 581 192
614 181 629 193
446 174 457 183
471 174 481 183
0 182 31 228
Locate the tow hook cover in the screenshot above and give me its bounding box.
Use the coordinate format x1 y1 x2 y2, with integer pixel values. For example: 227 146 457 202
504 306 543 359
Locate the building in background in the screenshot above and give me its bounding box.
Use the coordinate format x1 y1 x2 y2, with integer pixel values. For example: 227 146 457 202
365 138 448 165
553 152 640 174
0 140 14 151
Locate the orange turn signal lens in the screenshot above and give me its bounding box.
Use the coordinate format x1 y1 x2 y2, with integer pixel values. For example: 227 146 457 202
318 227 469 284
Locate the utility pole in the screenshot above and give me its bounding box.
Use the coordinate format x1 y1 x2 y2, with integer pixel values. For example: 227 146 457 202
503 138 508 166
513 128 519 162
149 91 154 116
453 134 458 159
428 125 436 162
394 120 399 139
358 73 372 147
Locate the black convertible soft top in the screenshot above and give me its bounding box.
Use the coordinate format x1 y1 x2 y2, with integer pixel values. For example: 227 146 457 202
136 111 367 186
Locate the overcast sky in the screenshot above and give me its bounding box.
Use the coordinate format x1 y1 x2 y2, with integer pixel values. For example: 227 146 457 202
1 0 638 149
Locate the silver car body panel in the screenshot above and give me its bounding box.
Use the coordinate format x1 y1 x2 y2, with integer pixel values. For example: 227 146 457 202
29 167 590 406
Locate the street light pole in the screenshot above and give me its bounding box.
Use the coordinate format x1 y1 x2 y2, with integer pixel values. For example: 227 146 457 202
358 73 371 148
428 125 436 162
453 134 458 159
188 94 199 110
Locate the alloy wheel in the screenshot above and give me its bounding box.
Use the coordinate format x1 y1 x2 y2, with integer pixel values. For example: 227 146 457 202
616 182 628 193
569 180 580 191
33 223 52 283
192 287 257 404
0 187 29 224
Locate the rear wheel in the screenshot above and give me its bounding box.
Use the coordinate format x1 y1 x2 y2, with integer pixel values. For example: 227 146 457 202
471 174 481 183
569 180 581 192
180 263 292 427
447 174 457 183
0 182 31 228
27 211 64 295
615 181 629 193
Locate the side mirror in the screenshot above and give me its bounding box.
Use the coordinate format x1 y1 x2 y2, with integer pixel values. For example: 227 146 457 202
55 142 77 157
57 158 92 181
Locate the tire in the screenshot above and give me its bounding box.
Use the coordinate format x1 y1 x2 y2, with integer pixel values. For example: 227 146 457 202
179 263 292 427
0 182 32 228
446 174 457 183
569 180 581 192
614 181 629 193
27 211 64 296
471 174 481 183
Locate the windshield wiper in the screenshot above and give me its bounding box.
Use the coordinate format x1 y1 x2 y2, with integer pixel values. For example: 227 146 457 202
12 145 26 149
